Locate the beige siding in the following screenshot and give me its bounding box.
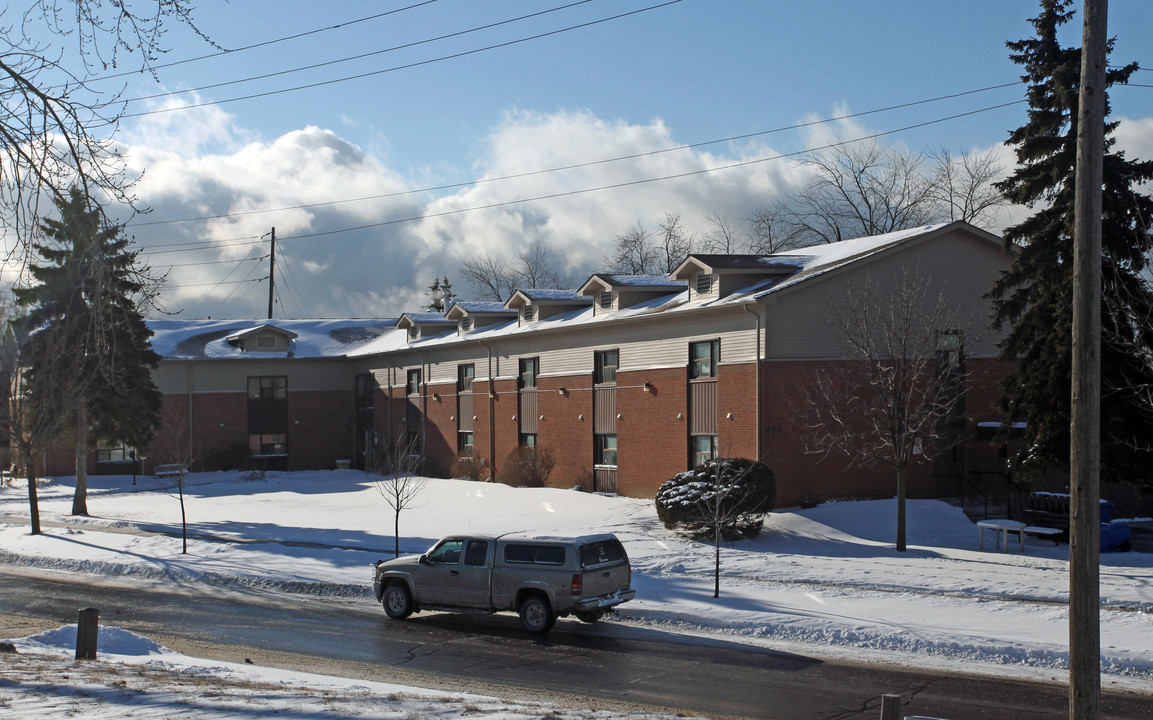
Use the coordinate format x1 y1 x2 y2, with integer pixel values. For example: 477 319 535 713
764 229 1008 361
154 358 355 395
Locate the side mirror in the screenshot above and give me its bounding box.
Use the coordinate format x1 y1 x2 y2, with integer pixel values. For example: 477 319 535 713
418 554 428 565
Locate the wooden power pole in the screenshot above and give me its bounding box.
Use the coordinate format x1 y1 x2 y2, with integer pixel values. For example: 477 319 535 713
267 227 276 320
1070 1 1107 718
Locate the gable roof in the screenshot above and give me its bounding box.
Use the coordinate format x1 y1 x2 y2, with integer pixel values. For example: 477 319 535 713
150 318 397 359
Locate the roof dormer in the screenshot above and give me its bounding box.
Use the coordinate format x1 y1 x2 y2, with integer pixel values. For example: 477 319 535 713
396 312 457 342
577 274 686 315
224 324 299 355
504 289 593 326
444 301 518 335
672 254 801 300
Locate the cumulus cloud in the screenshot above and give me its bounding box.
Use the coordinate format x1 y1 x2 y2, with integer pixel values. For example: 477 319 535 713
99 101 1153 321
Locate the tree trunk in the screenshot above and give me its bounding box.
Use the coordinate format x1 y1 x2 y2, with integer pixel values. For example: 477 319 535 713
714 523 721 598
72 406 89 516
394 509 401 558
178 477 188 554
896 464 907 552
23 453 40 535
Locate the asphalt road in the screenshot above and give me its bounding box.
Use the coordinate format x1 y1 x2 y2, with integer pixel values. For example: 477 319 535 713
2 565 1150 720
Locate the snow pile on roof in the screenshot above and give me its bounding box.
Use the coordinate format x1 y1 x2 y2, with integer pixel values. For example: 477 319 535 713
149 318 398 359
601 274 687 288
517 288 589 302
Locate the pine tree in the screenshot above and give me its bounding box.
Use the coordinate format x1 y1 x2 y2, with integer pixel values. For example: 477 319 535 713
988 0 1153 489
14 188 163 514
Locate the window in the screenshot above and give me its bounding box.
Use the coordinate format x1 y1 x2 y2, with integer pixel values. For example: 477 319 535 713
520 433 537 448
406 369 421 396
599 290 613 310
428 539 463 564
247 376 286 400
579 538 628 568
594 349 619 385
355 374 375 408
595 433 618 467
458 364 475 392
690 340 720 379
937 331 963 369
504 544 566 565
249 433 287 456
95 443 135 463
692 435 718 468
458 431 475 454
464 540 489 566
519 357 538 389
695 272 713 294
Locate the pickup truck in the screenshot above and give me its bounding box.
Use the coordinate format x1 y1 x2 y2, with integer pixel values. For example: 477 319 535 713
372 532 635 633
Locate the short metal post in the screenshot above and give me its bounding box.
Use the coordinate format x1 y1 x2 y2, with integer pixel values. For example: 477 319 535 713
76 607 99 660
880 693 901 720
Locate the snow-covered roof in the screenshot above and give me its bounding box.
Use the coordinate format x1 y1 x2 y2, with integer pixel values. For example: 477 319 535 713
600 274 687 289
516 289 589 302
446 301 517 316
398 312 452 324
149 318 397 359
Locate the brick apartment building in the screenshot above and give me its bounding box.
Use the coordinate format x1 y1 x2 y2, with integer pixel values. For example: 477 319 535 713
37 221 1018 508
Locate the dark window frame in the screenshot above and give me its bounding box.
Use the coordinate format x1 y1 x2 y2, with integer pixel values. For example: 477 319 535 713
689 340 720 379
519 357 539 389
406 368 421 396
594 349 619 385
458 363 475 393
594 433 618 467
247 375 287 400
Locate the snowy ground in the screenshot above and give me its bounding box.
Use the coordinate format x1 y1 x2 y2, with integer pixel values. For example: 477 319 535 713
2 469 1152 716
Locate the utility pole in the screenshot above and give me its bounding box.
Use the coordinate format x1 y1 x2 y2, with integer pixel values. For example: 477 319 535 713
1070 1 1107 718
267 227 276 320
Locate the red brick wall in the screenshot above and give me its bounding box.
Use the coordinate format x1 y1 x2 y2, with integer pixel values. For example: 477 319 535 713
285 390 355 470
538 375 594 488
616 367 687 498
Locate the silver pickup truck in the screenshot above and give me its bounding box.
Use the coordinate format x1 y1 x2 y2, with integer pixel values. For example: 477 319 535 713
372 532 635 633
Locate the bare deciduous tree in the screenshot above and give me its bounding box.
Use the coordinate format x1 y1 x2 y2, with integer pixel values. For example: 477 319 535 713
148 403 200 553
460 242 569 301
804 268 975 552
927 146 1006 228
607 214 695 274
1 1 210 257
370 433 428 558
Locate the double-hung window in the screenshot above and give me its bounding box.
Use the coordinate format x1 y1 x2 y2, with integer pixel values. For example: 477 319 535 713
689 340 720 379
594 349 619 385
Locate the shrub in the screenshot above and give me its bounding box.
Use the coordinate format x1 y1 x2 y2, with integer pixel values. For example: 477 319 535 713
202 442 248 472
451 452 489 482
498 446 557 487
655 457 776 540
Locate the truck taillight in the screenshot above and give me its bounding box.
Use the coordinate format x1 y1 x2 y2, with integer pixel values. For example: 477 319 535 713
571 573 583 595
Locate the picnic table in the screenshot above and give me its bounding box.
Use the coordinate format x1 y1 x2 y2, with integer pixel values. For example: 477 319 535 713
977 519 1026 553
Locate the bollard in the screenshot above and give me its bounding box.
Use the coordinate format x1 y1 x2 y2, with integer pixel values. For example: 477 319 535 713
76 607 99 660
879 694 901 720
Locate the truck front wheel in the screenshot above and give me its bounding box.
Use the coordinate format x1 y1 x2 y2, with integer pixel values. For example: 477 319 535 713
518 595 555 633
382 583 413 619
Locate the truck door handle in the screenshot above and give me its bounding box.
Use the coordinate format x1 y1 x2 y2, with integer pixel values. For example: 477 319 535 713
450 570 459 576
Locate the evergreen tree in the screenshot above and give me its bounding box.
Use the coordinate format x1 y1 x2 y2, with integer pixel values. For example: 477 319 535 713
988 0 1153 489
14 188 163 514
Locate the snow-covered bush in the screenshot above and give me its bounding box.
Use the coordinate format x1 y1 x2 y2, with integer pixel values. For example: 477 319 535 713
655 458 775 539
498 446 557 487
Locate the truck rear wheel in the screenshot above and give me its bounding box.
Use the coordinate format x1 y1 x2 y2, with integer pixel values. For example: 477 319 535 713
574 610 603 624
518 595 555 633
382 583 413 619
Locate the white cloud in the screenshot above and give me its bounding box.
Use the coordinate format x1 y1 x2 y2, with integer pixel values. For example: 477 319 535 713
111 102 1153 321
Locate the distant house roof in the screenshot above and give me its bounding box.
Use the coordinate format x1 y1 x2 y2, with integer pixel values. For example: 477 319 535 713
149 318 397 359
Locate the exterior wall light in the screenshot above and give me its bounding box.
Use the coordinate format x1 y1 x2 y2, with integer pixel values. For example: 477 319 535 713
643 382 653 393
557 387 567 396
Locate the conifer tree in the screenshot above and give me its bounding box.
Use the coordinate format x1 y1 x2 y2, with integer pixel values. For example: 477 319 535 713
14 188 163 514
988 0 1153 489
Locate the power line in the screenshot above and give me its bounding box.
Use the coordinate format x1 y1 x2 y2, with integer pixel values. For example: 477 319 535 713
86 1 443 83
268 100 1026 244
126 0 596 105
120 1 684 120
127 80 1024 231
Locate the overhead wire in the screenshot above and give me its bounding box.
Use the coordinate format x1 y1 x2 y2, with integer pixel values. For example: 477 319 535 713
126 0 598 105
128 79 1024 232
119 0 684 120
85 1 443 83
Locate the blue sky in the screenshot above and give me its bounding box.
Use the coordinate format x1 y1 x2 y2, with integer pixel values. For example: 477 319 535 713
32 1 1153 318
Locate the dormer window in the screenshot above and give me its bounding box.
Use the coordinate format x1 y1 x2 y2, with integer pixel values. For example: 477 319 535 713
696 273 713 294
599 290 614 310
